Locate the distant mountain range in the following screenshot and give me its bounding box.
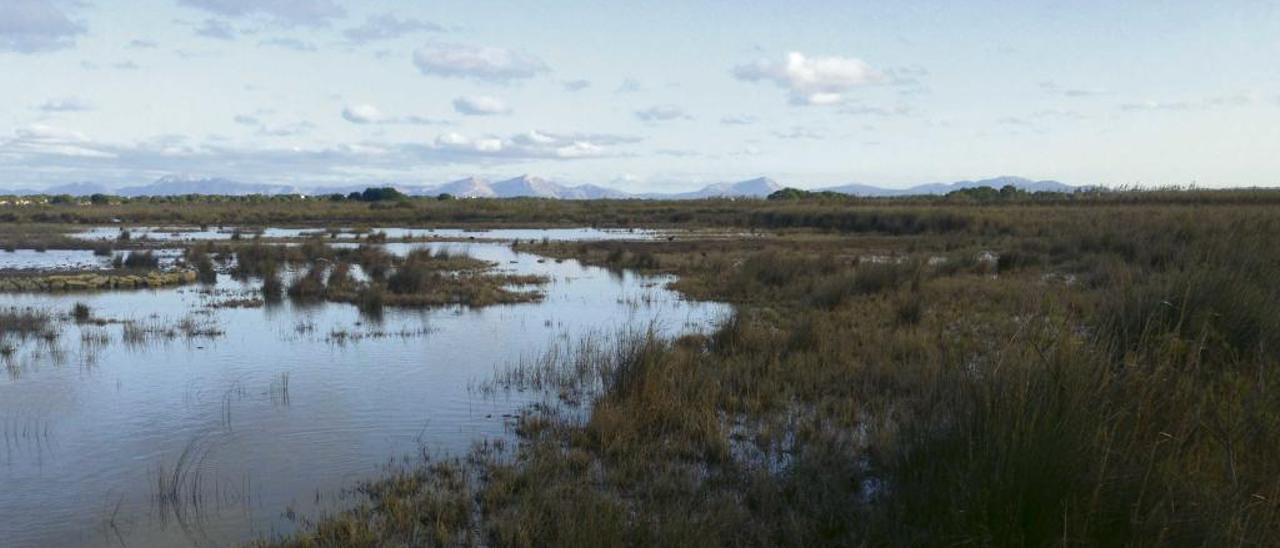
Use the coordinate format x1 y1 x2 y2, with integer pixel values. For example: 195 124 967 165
10 174 1077 199
820 176 1076 197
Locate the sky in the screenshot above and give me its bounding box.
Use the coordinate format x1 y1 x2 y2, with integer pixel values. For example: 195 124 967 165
1 0 1278 192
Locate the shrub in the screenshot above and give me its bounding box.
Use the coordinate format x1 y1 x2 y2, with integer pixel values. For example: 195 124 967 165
122 250 159 269
288 265 328 301
71 302 92 323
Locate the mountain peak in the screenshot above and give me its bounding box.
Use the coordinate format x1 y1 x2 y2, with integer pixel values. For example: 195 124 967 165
492 175 562 198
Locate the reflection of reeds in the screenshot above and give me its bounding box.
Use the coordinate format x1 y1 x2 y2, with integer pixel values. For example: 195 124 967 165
122 314 225 348
323 325 431 345
153 437 212 541
153 434 256 545
2 415 54 459
270 372 290 406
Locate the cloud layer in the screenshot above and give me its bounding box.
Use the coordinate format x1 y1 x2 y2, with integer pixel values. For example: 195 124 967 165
0 124 641 186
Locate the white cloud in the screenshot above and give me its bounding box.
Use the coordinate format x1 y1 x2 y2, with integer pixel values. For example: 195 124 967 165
733 51 881 106
412 43 548 82
556 141 604 158
0 0 84 53
342 104 386 124
341 104 444 126
15 124 88 142
635 105 690 122
344 13 442 44
178 0 344 27
37 97 94 112
4 124 115 158
511 130 557 146
452 95 511 116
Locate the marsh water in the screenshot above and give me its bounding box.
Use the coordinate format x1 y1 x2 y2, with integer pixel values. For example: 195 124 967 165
0 230 728 547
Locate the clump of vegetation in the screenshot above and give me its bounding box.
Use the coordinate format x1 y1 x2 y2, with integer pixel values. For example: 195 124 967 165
0 308 53 340
325 262 356 293
287 264 328 301
122 314 224 346
352 245 392 280
121 250 160 269
287 247 546 309
71 302 92 323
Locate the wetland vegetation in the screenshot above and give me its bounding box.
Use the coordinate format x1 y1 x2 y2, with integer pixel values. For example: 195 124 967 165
257 191 1278 547
2 189 1279 546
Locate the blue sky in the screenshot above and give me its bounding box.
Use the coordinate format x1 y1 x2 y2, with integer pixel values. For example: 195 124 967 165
1 0 1277 191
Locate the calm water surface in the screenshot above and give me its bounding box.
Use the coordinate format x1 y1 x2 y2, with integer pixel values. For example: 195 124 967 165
0 232 728 547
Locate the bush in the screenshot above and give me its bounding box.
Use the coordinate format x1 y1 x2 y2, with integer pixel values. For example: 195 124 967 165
122 250 159 269
287 265 328 301
71 302 92 323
